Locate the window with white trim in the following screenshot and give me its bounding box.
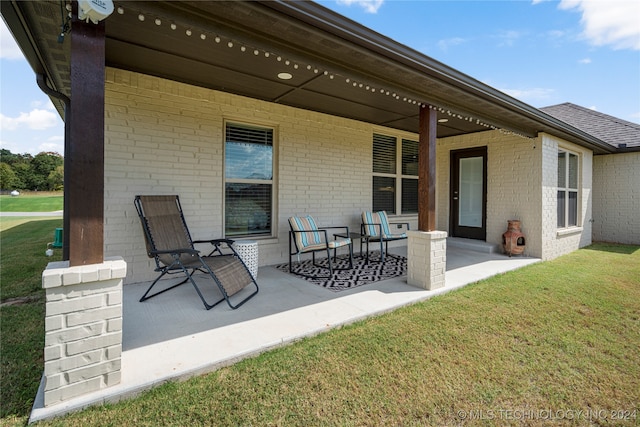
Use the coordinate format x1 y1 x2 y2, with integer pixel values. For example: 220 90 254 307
557 149 579 228
224 122 274 237
372 133 418 214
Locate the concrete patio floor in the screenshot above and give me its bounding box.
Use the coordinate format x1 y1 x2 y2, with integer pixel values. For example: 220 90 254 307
30 242 540 423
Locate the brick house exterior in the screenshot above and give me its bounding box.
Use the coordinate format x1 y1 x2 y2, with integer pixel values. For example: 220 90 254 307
3 0 638 410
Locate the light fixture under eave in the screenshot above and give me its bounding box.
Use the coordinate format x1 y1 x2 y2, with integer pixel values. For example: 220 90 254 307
438 118 449 123
277 72 293 80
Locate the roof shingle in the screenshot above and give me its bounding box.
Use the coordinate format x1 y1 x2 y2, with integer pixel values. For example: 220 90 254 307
540 103 640 149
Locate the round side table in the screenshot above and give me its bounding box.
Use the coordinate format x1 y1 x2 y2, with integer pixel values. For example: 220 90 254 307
232 240 259 278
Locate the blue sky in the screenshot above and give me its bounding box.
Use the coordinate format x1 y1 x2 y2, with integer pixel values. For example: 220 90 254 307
1 0 639 156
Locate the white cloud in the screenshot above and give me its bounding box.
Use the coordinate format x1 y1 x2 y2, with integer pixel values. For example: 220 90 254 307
437 37 466 52
0 19 25 60
37 136 64 154
559 0 640 50
0 109 59 131
496 30 524 47
498 87 555 103
336 0 384 13
578 57 592 64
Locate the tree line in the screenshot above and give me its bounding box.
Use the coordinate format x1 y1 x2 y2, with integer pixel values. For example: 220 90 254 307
0 149 64 191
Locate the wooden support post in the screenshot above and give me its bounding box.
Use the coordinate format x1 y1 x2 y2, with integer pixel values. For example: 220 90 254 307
67 3 105 265
418 106 437 231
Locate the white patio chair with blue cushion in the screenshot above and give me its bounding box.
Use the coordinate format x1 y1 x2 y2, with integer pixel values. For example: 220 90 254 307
361 211 410 263
288 215 353 279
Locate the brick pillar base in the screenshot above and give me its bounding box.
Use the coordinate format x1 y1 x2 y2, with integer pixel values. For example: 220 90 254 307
407 230 447 290
41 257 127 407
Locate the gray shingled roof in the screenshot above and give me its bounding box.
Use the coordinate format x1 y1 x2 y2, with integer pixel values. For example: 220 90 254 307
540 103 640 150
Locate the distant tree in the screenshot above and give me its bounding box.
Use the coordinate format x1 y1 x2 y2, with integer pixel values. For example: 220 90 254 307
0 150 63 191
0 162 19 190
0 149 32 167
47 165 64 191
12 162 33 190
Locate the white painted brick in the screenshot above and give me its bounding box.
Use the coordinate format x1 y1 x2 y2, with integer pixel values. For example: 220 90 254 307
44 376 102 407
593 152 640 245
66 306 122 328
42 268 63 289
107 290 122 306
105 370 122 387
45 349 103 374
46 294 104 316
45 315 64 332
106 344 122 360
45 321 105 346
44 345 62 362
44 374 63 391
61 269 82 286
107 317 123 333
65 331 122 356
66 359 121 384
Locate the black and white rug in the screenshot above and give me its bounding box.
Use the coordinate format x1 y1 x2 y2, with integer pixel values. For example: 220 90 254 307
275 252 407 292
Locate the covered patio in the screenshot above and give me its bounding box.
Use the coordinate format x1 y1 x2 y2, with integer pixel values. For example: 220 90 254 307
30 243 539 422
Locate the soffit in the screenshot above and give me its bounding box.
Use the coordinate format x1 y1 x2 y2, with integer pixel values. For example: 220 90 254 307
2 0 616 152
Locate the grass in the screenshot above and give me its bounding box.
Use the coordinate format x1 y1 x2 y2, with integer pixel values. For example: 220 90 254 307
1 223 638 425
1 220 62 425
0 192 63 212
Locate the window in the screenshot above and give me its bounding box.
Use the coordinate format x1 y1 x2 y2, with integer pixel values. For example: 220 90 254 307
224 122 274 237
372 133 418 214
557 150 579 228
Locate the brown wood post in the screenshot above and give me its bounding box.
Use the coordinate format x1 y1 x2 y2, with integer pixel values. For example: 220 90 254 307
418 106 437 231
67 2 105 265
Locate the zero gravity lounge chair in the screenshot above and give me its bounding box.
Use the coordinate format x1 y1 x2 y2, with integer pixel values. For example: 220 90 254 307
134 195 258 310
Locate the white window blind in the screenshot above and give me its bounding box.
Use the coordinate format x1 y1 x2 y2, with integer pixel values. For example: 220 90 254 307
225 123 274 237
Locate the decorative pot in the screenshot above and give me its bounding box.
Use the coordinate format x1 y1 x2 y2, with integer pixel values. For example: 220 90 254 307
502 220 525 257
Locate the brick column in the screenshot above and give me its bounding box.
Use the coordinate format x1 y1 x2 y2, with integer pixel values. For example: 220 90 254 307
41 257 127 407
407 230 447 290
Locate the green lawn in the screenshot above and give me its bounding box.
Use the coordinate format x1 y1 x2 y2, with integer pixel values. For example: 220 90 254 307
0 192 63 212
1 222 638 426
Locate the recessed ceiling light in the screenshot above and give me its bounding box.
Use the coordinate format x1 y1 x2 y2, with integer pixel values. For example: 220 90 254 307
277 72 293 80
438 118 449 123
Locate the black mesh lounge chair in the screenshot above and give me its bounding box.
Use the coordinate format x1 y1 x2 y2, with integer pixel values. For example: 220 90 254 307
134 195 258 310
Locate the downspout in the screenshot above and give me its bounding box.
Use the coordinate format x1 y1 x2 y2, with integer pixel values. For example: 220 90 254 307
36 73 70 261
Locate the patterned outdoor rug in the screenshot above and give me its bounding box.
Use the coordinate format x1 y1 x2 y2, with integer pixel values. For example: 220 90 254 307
275 252 407 292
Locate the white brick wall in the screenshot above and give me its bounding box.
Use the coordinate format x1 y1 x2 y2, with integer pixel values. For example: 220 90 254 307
436 131 544 257
105 69 375 284
407 231 447 289
592 152 640 245
41 258 126 406
540 134 593 260
105 69 598 285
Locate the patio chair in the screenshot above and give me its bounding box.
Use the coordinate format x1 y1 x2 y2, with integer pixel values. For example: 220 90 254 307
134 195 258 310
361 211 410 263
288 215 353 279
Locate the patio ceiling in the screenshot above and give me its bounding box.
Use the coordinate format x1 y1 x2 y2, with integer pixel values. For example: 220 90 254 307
2 0 615 153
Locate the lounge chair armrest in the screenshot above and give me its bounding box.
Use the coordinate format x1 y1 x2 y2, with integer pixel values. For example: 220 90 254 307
193 238 235 247
150 248 199 256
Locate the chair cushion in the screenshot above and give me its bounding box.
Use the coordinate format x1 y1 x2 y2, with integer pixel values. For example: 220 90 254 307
289 216 322 249
362 211 391 238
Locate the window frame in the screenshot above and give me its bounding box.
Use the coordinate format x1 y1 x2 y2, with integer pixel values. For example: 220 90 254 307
557 148 580 229
223 119 277 239
372 131 419 216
